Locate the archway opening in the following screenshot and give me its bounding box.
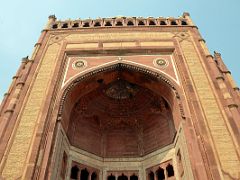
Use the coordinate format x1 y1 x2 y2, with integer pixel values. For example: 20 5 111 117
60 64 178 158
80 169 89 180
148 171 154 180
166 164 174 177
118 174 128 180
130 174 138 180
108 174 116 180
156 168 165 180
70 166 79 179
91 172 97 180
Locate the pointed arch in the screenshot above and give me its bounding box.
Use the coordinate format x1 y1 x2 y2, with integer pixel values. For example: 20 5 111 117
58 62 185 138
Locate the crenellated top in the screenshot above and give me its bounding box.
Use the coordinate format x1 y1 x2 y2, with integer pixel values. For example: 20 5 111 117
45 12 194 30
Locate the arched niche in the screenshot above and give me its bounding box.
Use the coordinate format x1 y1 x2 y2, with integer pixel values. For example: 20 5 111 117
58 63 184 157
148 172 154 180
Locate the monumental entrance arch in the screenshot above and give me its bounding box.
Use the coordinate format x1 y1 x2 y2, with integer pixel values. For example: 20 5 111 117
52 61 183 179
0 13 240 180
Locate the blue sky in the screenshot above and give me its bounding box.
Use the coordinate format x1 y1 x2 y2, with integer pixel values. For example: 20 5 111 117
0 0 239 100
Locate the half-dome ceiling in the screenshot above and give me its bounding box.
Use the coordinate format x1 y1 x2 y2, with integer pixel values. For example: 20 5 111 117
72 79 170 128
66 74 176 158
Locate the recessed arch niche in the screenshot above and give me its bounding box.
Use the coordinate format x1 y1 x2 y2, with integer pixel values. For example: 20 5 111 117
59 63 182 158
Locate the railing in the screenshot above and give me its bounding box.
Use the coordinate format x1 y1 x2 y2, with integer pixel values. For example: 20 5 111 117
47 15 193 30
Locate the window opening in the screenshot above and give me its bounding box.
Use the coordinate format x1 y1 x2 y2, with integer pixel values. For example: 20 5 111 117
166 164 174 177
118 174 128 180
171 21 177 25
105 21 112 26
62 23 68 28
181 21 187 25
116 21 123 26
83 22 90 27
156 168 165 180
130 174 138 180
94 22 101 27
72 23 79 28
70 166 79 179
91 172 97 180
148 171 154 180
138 21 145 25
52 24 58 29
127 21 134 26
160 21 166 25
80 168 89 180
108 174 116 180
149 21 156 25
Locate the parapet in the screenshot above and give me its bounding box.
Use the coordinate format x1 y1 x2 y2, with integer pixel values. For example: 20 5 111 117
45 12 195 30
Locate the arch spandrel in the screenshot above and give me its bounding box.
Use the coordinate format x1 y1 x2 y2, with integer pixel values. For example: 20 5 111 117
61 54 181 90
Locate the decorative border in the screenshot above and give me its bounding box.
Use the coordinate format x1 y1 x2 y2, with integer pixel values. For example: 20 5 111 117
153 58 169 69
72 59 87 70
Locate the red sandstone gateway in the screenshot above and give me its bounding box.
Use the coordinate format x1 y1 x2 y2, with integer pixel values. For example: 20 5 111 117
0 13 239 180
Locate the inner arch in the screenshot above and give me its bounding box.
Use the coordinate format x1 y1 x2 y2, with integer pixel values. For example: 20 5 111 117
60 64 178 157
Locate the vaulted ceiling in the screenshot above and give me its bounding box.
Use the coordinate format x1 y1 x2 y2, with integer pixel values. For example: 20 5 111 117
65 69 175 157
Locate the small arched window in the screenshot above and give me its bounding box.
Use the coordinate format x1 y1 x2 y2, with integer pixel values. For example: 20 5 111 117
62 23 68 28
116 21 123 26
149 21 156 25
70 166 79 179
80 168 89 180
105 21 112 26
181 21 188 25
171 21 177 25
160 21 166 25
166 164 174 177
72 23 79 28
52 24 58 29
148 171 154 180
91 172 97 180
127 21 134 26
118 174 128 180
156 168 165 180
94 22 101 27
83 22 90 27
138 21 145 25
130 174 138 180
108 174 116 180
